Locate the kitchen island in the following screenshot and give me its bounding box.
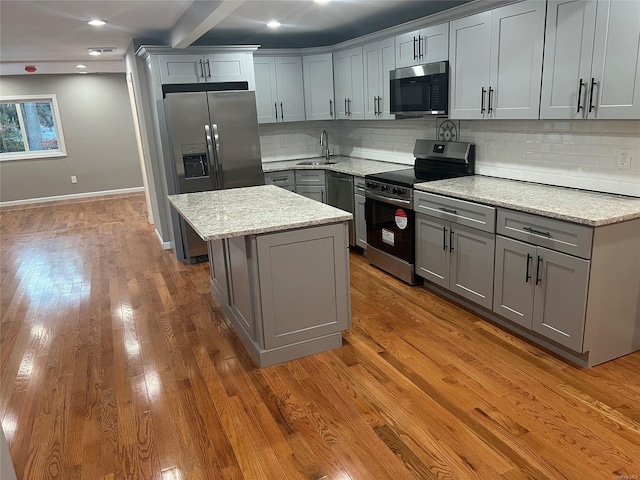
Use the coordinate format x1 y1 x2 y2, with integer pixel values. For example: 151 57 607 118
168 185 353 367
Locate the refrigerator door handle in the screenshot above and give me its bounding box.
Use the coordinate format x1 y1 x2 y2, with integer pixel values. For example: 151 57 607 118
204 124 219 187
211 123 223 187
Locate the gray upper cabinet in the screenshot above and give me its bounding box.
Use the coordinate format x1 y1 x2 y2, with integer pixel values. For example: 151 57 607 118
416 213 495 310
254 56 306 123
449 1 545 120
395 23 449 68
303 53 335 120
333 46 365 120
540 0 640 119
157 52 255 86
363 38 396 120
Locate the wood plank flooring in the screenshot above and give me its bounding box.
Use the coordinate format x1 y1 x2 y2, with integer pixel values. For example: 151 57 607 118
1 193 639 479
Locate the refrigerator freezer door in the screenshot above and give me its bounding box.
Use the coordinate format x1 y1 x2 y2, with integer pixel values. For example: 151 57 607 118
206 91 264 189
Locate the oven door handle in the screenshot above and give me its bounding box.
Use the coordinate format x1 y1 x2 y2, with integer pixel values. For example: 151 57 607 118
365 190 412 208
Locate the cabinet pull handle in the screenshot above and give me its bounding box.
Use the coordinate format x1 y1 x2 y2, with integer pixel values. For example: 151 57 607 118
275 102 278 120
321 190 324 203
588 77 597 113
374 96 378 116
418 35 423 59
329 99 333 118
280 102 284 120
348 98 352 116
198 59 204 79
443 226 447 251
413 36 418 60
535 255 542 285
523 226 551 238
439 207 458 215
525 253 532 283
481 87 486 114
205 59 211 79
488 87 494 114
449 229 454 253
577 79 586 113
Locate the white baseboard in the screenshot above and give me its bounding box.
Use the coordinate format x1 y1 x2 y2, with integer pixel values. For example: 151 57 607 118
155 228 172 250
0 186 145 207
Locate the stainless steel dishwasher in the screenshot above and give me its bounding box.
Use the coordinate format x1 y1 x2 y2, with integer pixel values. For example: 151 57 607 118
327 171 355 246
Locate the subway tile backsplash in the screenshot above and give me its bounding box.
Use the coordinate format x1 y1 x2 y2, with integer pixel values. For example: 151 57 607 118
260 118 640 197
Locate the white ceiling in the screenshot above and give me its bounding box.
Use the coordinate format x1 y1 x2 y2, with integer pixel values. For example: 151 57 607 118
0 0 474 76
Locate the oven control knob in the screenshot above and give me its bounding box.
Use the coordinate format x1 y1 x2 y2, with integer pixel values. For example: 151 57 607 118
381 185 389 191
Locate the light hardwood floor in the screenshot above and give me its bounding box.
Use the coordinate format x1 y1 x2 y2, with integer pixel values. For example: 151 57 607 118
1 193 639 480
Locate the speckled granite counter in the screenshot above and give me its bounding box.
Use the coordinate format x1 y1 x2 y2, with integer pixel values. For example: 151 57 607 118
415 176 640 226
262 155 406 177
167 184 352 241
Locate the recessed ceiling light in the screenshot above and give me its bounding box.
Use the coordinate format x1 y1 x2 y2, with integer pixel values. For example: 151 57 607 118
87 19 106 26
314 0 330 4
88 50 102 56
78 71 89 75
267 20 281 29
75 64 87 69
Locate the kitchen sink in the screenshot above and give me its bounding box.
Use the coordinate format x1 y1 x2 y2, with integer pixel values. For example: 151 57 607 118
296 156 343 166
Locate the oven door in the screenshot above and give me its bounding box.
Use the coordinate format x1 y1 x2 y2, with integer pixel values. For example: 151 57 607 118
365 192 414 264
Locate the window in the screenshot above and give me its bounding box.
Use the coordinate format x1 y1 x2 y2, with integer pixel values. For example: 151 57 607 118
0 94 67 161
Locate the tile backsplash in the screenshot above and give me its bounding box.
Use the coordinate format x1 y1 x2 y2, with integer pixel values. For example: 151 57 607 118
260 118 640 197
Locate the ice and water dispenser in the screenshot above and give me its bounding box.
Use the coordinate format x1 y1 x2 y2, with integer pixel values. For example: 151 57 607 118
181 145 209 179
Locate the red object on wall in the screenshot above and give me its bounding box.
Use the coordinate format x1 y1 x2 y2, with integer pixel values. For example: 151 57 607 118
24 65 37 73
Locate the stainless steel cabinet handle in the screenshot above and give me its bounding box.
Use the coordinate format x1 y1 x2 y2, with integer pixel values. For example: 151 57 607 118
413 36 418 60
280 102 284 120
345 98 347 116
348 98 352 116
488 87 494 114
523 226 551 238
525 253 532 283
321 190 324 203
449 229 454 253
275 102 278 120
577 79 586 113
481 87 486 114
439 207 458 215
535 255 542 285
443 226 447 251
205 59 211 79
198 59 204 79
374 96 378 116
418 35 423 59
329 99 333 118
589 77 597 113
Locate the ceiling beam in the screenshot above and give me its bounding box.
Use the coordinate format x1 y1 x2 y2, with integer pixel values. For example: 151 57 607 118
169 0 246 49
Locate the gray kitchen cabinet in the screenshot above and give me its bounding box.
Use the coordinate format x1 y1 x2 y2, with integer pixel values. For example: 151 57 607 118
333 46 365 120
416 213 495 310
208 239 230 307
296 168 326 202
156 51 255 86
264 170 295 190
354 177 367 249
449 1 545 120
363 38 396 120
494 235 590 352
254 56 306 123
303 53 335 120
296 185 326 203
540 0 640 119
395 23 449 68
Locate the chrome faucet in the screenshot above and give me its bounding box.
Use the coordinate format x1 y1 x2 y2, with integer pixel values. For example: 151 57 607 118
320 129 330 162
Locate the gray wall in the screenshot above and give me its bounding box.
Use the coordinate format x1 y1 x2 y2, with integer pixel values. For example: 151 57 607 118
0 74 143 203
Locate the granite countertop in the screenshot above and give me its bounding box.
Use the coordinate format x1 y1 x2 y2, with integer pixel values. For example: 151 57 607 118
262 155 407 177
414 176 640 226
168 185 353 241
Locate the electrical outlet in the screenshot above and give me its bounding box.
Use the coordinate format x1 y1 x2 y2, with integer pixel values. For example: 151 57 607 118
71 175 77 184
280 137 286 148
618 149 632 170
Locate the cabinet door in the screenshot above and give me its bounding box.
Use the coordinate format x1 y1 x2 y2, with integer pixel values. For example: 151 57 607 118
379 37 396 119
493 236 536 329
296 185 326 204
395 30 420 68
533 247 590 352
590 0 640 119
203 52 253 85
275 56 306 122
354 193 367 249
363 42 381 119
227 236 257 341
449 224 495 310
540 0 598 119
420 23 450 63
415 214 450 289
208 239 230 307
449 11 492 119
333 50 351 120
157 54 205 84
254 57 278 123
489 0 545 119
303 53 335 120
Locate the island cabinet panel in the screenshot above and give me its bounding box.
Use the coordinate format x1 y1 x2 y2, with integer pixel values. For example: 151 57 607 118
208 239 230 307
228 236 259 341
256 223 351 349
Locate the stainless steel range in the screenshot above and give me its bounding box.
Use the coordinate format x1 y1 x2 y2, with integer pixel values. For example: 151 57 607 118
365 139 475 284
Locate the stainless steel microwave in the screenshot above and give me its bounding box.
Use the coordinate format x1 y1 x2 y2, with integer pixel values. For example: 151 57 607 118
390 61 449 116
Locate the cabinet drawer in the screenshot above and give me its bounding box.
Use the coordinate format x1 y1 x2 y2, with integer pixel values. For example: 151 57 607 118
264 171 294 187
414 191 496 233
497 209 593 259
295 170 326 186
354 176 365 195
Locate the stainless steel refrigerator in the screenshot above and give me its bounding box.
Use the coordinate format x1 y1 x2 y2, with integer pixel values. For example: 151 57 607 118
164 90 264 262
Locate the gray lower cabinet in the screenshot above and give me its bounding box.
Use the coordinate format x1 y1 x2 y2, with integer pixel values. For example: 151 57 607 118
208 222 351 366
493 235 590 352
416 213 495 309
354 193 366 249
296 185 326 203
295 170 326 203
264 170 295 191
